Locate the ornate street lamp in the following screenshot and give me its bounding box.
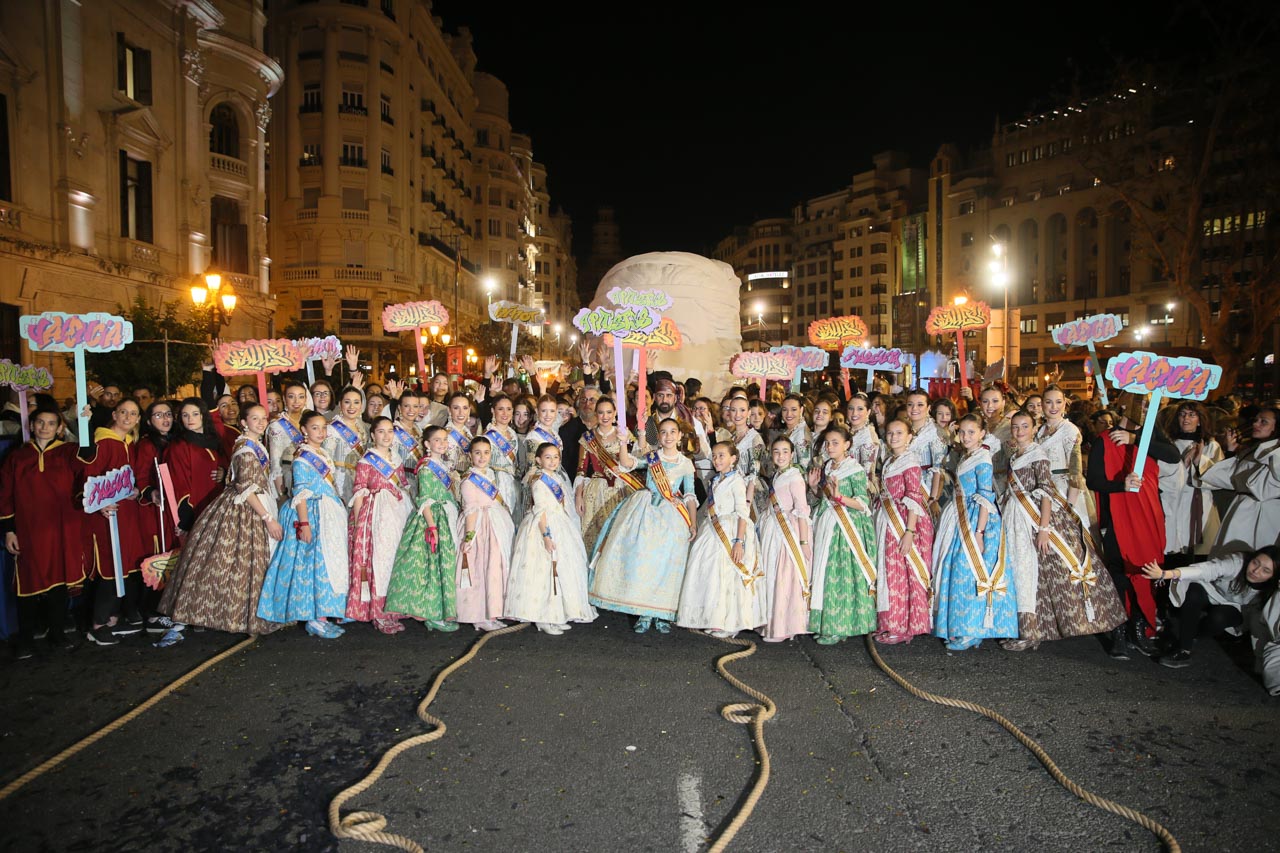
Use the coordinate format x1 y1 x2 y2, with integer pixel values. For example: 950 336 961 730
190 268 237 338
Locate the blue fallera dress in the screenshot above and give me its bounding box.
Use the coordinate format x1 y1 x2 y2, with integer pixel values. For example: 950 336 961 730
930 448 1018 648
257 447 349 623
589 451 696 622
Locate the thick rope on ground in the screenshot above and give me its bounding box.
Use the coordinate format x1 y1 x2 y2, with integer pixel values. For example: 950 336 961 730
328 622 530 852
864 636 1181 853
0 635 258 801
690 630 778 853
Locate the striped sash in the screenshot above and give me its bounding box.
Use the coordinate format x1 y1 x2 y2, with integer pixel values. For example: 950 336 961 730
648 451 694 533
954 474 1007 626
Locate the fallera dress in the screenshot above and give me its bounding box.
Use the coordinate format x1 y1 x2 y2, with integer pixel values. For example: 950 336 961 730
574 426 641 554
808 456 879 642
931 448 1017 649
324 416 368 504
505 471 597 627
455 466 515 626
256 445 349 623
874 451 935 640
384 457 459 626
345 451 412 629
758 466 813 641
1001 443 1126 644
677 471 766 633
160 437 280 634
590 451 696 622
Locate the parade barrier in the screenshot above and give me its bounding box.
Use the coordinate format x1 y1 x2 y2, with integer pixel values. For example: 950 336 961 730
214 338 307 404
0 359 53 441
1107 351 1223 491
383 300 450 380
925 301 990 395
20 311 134 447
1052 312 1124 404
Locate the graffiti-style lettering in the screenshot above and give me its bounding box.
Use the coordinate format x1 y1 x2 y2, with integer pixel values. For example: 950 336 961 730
808 315 870 350
924 302 992 335
573 306 661 337
1105 351 1222 401
214 339 306 376
1052 313 1123 348
770 345 827 371
839 346 908 371
83 466 137 514
20 312 134 353
605 287 674 311
0 360 53 391
730 351 798 381
381 300 450 332
606 316 683 351
489 301 544 325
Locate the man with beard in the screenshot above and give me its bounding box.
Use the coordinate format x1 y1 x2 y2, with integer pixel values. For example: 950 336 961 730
644 376 680 447
559 383 601 479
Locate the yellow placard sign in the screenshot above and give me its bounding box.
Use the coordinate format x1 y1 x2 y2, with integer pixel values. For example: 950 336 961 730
808 315 869 351
604 316 683 351
488 300 543 325
925 301 991 335
382 300 450 332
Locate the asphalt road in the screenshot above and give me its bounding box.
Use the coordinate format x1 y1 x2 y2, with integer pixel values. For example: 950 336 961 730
1 612 1276 853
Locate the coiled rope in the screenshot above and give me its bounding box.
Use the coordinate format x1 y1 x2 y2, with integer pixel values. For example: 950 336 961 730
328 622 529 852
864 636 1181 852
692 631 778 853
0 635 258 801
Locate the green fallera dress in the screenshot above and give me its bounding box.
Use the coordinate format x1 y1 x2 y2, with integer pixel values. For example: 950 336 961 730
808 456 879 641
384 459 459 627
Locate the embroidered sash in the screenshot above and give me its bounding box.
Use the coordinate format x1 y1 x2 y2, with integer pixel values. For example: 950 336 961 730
769 487 810 599
486 428 516 462
466 470 504 506
531 426 562 450
954 472 1007 622
362 451 405 500
828 492 877 590
539 472 565 504
586 430 645 492
1008 470 1097 597
422 458 455 492
239 437 269 468
706 473 761 589
277 416 304 446
394 423 422 462
448 426 472 454
331 418 364 455
647 451 694 532
296 447 337 490
882 494 930 595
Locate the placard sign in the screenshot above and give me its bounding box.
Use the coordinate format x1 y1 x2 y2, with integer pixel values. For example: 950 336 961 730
730 351 798 398
808 315 869 351
924 301 990 395
0 360 54 442
769 345 826 391
841 345 909 393
604 316 684 351
214 338 306 405
1106 351 1223 491
21 311 135 448
1053 312 1123 404
575 288 670 431
489 300 544 376
383 300 450 380
295 334 343 384
83 465 137 597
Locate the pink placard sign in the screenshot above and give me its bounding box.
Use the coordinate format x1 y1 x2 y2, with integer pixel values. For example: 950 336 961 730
214 339 306 376
20 311 134 353
83 465 137 514
1052 313 1123 348
769 345 827 371
730 351 798 382
839 346 908 371
382 300 450 332
1105 351 1223 401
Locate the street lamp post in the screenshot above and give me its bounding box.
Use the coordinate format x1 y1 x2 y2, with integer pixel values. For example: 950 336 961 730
189 268 238 338
989 241 1010 379
1163 302 1175 346
753 300 766 351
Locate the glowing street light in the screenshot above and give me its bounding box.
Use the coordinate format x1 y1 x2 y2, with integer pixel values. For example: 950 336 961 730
189 267 236 338
989 239 1011 379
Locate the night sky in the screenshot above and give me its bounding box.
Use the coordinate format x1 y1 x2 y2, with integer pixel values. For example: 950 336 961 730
432 1 1204 259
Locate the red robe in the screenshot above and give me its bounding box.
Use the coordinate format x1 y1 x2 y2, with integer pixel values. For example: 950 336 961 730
1101 438 1164 626
80 429 148 580
167 437 227 530
133 436 176 554
210 411 241 460
0 440 86 595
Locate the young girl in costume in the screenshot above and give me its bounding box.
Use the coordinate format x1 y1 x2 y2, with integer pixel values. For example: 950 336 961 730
778 395 813 470
346 417 412 634
845 394 881 497
168 397 228 534
456 436 515 631
442 392 475 473
325 386 369 504
677 441 766 637
483 394 525 526
1002 410 1125 651
384 426 459 631
757 436 812 642
257 411 349 639
931 413 1017 650
590 418 697 634
267 381 309 498
574 396 641 554
506 442 596 634
874 419 935 643
159 404 283 638
1035 385 1093 536
808 426 879 645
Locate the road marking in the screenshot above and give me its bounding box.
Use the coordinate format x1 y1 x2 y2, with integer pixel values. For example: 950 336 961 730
677 770 704 853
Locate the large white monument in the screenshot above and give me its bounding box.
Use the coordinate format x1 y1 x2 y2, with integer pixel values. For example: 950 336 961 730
592 252 742 398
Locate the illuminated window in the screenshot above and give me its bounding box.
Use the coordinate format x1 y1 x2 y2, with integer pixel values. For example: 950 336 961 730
116 34 152 104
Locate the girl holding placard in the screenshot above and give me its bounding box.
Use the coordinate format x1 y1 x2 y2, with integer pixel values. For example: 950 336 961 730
257 411 349 639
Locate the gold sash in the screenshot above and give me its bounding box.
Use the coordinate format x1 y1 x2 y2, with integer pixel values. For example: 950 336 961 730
883 494 930 595
769 491 810 600
1009 473 1097 596
954 473 1007 620
709 508 762 590
587 432 645 492
649 454 695 533
828 491 877 590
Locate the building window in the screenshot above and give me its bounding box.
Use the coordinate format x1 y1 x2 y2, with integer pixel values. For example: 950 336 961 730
958 201 976 216
301 143 321 166
340 89 366 114
488 219 501 236
1045 312 1067 333
871 242 888 254
116 34 152 104
341 141 365 167
208 103 240 158
302 85 322 112
1019 149 1029 164
1032 145 1043 160
300 299 324 323
870 262 888 275
380 95 393 124
852 286 863 298
960 232 974 247
1005 153 1016 168
1019 317 1038 334
340 299 370 335
380 148 393 175
118 151 153 243
871 303 887 315
850 266 863 278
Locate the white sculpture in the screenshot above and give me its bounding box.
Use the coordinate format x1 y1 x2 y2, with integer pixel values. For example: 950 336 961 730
592 252 742 399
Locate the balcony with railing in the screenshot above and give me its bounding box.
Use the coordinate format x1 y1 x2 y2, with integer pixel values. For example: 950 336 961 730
0 204 22 231
298 156 321 168
339 156 367 168
210 153 249 179
299 102 322 114
338 104 367 116
381 163 394 176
